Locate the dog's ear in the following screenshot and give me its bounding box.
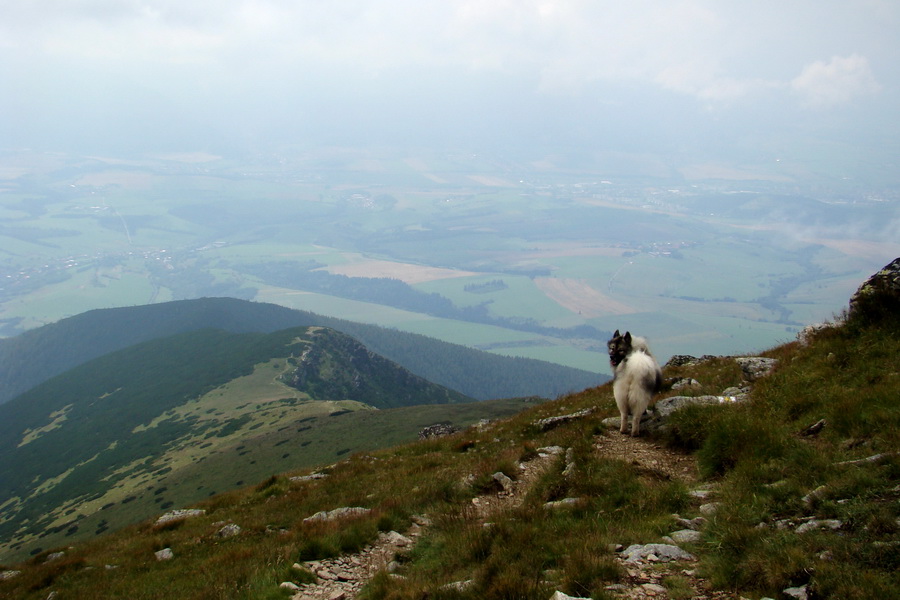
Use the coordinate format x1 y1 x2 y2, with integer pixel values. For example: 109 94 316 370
613 329 620 338
624 331 632 342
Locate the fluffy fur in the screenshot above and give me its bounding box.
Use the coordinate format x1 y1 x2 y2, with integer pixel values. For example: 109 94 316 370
608 330 662 436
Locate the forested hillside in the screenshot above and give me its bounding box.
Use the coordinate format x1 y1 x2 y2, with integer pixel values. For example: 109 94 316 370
0 297 605 404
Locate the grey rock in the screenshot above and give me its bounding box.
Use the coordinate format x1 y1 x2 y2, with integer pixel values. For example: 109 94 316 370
795 519 842 534
381 531 413 547
215 523 242 538
621 543 695 563
303 506 371 523
549 592 590 600
735 357 778 381
0 570 21 581
418 423 459 439
45 551 65 563
290 472 328 482
544 498 580 509
670 529 702 543
783 585 810 600
797 323 836 346
699 502 721 516
280 581 301 591
671 377 701 390
849 256 900 315
534 408 594 432
492 471 515 492
155 508 205 526
154 548 174 561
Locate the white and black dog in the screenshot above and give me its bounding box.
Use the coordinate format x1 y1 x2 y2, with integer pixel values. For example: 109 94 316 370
607 330 662 436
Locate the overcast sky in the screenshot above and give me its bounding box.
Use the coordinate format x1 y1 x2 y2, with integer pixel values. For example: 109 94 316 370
1 0 897 176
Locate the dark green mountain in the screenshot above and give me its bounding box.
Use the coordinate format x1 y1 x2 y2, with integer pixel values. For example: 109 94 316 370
0 297 605 404
0 325 476 559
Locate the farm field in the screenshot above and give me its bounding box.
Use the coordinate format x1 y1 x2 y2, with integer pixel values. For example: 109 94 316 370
2 148 897 372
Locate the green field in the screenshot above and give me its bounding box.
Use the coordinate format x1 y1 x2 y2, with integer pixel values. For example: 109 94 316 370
2 149 895 366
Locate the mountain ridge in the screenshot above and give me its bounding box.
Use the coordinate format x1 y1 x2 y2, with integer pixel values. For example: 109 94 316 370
0 297 605 405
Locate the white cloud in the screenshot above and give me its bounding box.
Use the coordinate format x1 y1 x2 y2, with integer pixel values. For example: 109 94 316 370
791 54 882 109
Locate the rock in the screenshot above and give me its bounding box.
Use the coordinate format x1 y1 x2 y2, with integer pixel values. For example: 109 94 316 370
544 498 580 509
783 585 810 600
671 378 701 390
670 529 702 543
795 519 842 534
801 419 826 436
836 452 897 466
735 357 778 381
154 548 174 561
665 355 718 367
381 531 413 547
549 592 590 600
849 257 900 314
327 591 347 600
538 445 566 456
418 423 459 439
0 570 21 581
155 509 205 527
280 581 301 592
303 507 371 523
290 473 328 482
215 523 242 538
699 502 721 516
797 323 836 346
674 516 706 530
621 543 695 563
802 484 828 505
441 579 474 592
492 471 515 492
534 408 594 432
45 551 66 562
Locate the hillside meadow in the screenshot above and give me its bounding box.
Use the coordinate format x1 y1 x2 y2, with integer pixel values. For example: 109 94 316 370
1 288 897 599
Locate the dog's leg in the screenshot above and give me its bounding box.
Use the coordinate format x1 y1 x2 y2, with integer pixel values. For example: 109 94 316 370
630 408 642 437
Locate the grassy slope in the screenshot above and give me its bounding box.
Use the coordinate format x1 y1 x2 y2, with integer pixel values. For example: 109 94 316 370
1 294 897 599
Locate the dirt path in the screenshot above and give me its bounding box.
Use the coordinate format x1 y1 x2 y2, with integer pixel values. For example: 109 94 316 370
288 435 741 600
595 430 745 600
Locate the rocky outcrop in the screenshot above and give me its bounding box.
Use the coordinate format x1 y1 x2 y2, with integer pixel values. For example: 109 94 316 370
849 256 900 313
303 507 371 524
155 509 206 527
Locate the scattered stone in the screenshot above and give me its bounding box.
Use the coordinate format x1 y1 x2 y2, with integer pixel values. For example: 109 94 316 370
45 551 66 563
735 357 778 381
537 445 566 456
441 579 475 592
544 498 580 509
154 548 174 561
327 591 347 600
155 509 205 527
381 531 413 547
795 519 842 534
550 591 589 600
665 355 717 367
671 378 701 390
0 570 21 581
215 523 242 538
534 408 594 432
783 584 810 600
802 485 828 505
621 543 695 563
801 419 827 437
670 529 702 544
674 516 706 530
279 581 301 592
797 323 836 346
688 488 713 500
835 452 898 466
492 471 515 493
418 423 459 439
303 507 371 523
290 472 328 483
699 502 721 516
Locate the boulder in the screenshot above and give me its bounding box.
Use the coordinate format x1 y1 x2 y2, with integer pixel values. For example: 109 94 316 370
155 509 205 527
534 408 594 431
154 548 174 561
621 543 695 563
735 357 778 381
303 506 371 523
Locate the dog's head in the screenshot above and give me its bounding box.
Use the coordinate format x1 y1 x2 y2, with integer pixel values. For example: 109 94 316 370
607 329 633 368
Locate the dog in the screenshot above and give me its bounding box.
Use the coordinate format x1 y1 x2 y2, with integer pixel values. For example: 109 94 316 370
607 330 662 436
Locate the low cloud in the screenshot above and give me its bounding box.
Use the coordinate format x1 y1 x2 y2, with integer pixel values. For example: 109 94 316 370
791 54 881 109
